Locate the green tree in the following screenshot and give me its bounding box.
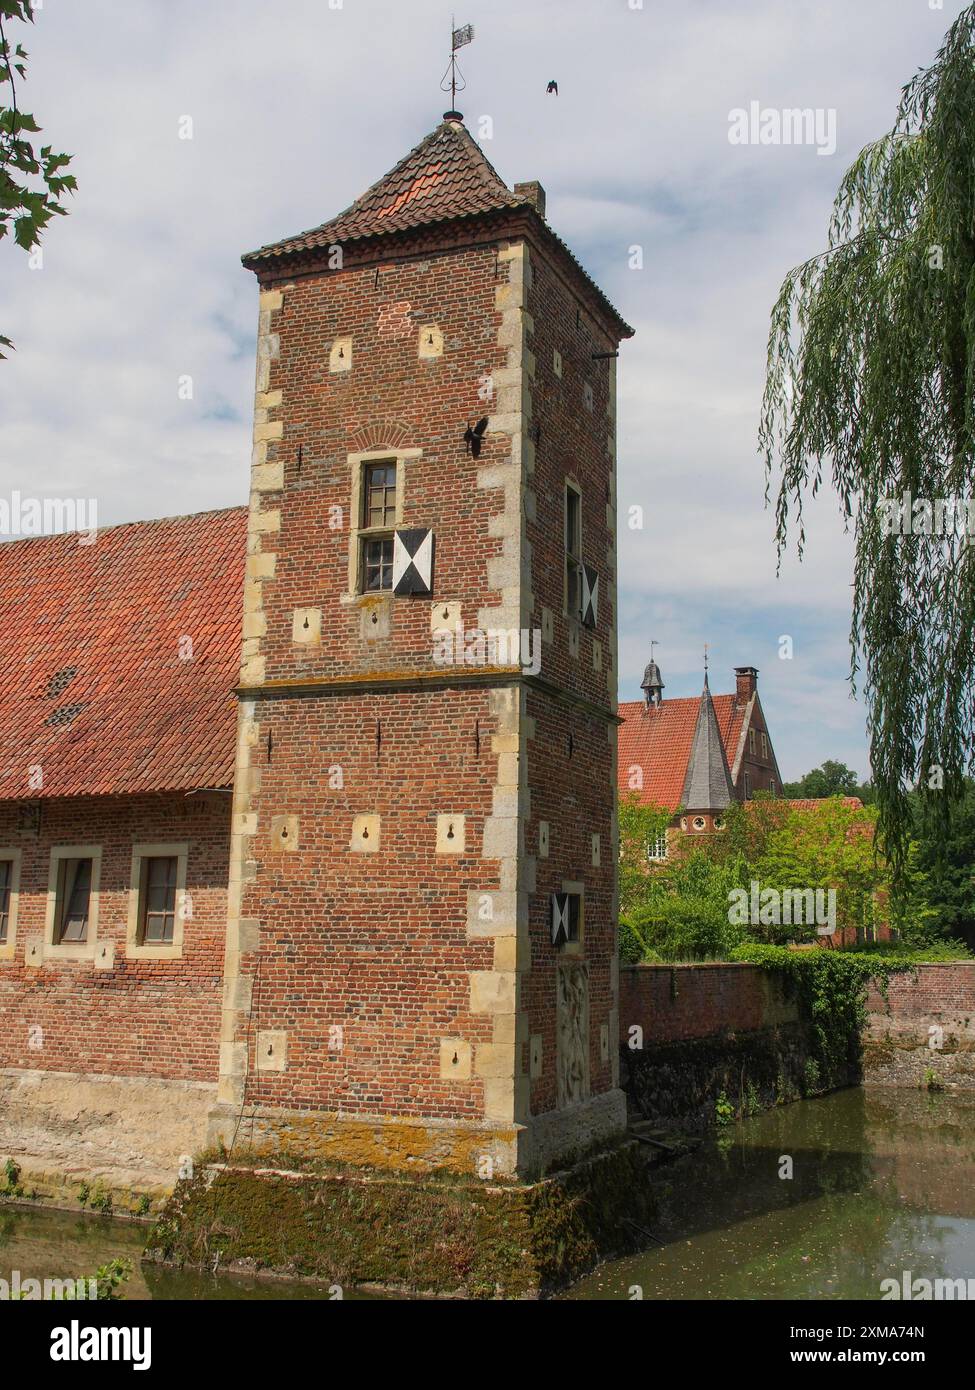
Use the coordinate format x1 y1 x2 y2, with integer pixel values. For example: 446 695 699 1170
1 1 75 357
782 760 860 799
904 778 975 948
617 793 672 918
760 5 975 878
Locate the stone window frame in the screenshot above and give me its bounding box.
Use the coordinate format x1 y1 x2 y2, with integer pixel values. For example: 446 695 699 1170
561 878 585 957
44 844 102 962
345 447 422 598
0 847 23 963
126 842 190 961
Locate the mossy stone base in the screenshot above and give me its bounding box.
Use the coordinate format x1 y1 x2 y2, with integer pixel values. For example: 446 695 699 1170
144 1140 656 1298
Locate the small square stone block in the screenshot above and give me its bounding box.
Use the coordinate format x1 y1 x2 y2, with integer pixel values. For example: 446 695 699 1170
439 1038 471 1080
351 814 380 852
270 815 299 853
436 814 465 854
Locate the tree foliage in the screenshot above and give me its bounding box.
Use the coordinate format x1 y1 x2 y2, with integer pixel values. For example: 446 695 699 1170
760 5 975 879
781 759 876 803
621 795 890 960
0 1 75 357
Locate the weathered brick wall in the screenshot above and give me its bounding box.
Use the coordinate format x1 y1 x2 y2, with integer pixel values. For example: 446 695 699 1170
0 792 229 1080
250 244 508 683
238 686 497 1119
618 964 807 1132
864 962 975 1087
618 962 796 1044
522 242 620 1121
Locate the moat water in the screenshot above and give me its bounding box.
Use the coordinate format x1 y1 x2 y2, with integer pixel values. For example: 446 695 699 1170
2 1088 974 1301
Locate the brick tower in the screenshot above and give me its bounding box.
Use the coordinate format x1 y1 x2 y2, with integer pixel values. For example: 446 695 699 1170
211 113 633 1179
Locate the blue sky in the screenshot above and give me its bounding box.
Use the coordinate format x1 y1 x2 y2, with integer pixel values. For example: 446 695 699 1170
1 0 967 780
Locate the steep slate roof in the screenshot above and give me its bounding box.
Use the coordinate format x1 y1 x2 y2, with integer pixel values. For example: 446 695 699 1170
617 693 748 812
679 677 736 811
0 507 248 800
242 117 633 337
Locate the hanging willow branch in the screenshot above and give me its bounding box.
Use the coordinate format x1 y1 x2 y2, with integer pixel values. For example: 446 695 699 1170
760 4 975 880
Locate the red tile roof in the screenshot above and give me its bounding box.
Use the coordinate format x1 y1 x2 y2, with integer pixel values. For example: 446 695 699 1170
785 798 863 811
0 507 248 800
242 118 633 339
618 695 748 811
244 120 526 263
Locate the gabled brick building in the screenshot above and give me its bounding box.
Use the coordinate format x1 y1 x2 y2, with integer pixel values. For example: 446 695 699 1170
0 113 633 1185
617 660 784 844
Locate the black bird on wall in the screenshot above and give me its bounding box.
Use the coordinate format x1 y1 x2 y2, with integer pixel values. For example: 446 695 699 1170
547 79 558 95
464 417 489 458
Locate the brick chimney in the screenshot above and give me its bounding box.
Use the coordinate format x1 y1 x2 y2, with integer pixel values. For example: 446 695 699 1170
734 666 758 703
514 180 546 218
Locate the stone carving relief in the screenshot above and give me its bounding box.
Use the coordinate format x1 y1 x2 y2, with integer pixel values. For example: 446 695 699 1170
556 959 590 1108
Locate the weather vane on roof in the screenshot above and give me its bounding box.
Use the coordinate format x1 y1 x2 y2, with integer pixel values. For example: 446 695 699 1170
704 643 710 674
441 17 474 119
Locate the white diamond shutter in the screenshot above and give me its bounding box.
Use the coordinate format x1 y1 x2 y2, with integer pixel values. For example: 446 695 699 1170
581 564 598 629
392 528 435 595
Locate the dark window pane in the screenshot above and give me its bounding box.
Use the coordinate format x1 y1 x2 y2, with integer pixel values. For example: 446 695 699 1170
565 488 581 557
363 536 393 591
567 894 581 942
0 860 10 942
58 858 92 943
364 464 396 529
142 856 178 944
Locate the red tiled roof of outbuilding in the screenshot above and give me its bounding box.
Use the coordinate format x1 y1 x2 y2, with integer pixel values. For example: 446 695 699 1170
0 506 248 800
617 695 747 811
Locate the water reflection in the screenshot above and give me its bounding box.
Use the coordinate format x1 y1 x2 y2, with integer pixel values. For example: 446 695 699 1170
566 1088 975 1300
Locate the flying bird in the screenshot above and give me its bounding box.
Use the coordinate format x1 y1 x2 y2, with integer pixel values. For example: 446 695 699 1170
547 79 558 95
464 417 489 458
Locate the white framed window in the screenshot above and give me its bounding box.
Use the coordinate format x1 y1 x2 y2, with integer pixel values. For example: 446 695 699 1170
748 728 756 755
127 843 189 960
44 845 102 961
761 731 769 759
646 832 668 862
0 849 22 963
743 772 751 798
345 447 421 597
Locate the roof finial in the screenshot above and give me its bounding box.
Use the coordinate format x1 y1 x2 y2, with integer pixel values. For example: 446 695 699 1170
641 641 665 709
441 18 474 123
703 643 710 688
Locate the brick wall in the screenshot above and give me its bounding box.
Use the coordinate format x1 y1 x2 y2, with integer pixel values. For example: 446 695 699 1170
619 962 797 1044
864 962 975 1087
222 216 626 1173
0 792 229 1081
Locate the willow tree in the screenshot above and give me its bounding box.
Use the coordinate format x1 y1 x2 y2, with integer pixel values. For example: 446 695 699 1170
0 1 75 356
760 5 975 877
